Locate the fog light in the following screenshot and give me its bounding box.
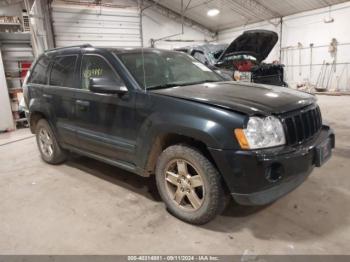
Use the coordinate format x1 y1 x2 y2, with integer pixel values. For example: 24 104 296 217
265 163 284 182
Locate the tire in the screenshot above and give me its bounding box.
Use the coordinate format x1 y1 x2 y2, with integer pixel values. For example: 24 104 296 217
35 119 67 164
155 145 228 225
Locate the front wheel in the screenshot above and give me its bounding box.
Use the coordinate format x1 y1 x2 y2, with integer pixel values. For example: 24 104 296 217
155 145 228 224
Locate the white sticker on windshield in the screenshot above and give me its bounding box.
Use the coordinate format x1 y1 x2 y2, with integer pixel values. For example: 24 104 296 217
192 62 211 72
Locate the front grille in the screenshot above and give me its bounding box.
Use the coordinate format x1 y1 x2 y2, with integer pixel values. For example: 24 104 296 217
281 105 322 145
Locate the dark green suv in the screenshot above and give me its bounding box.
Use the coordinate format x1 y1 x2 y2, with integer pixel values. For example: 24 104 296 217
24 45 334 224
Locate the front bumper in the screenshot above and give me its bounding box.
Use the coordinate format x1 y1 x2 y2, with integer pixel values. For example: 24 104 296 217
209 125 335 205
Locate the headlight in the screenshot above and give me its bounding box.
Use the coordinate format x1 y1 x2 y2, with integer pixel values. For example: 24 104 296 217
235 116 286 149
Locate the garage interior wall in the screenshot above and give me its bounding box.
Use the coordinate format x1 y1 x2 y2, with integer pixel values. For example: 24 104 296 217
218 1 350 91
2 0 349 95
0 2 23 17
282 2 350 90
50 0 213 50
29 0 54 55
141 7 214 49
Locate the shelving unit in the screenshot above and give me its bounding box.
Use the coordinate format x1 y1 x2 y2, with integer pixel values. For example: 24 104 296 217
0 22 21 26
0 16 22 33
0 31 33 129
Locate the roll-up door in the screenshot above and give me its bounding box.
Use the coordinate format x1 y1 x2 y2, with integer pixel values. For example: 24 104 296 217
51 1 141 47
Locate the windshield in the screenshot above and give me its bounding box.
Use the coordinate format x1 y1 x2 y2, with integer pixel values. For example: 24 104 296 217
210 50 224 61
206 44 227 64
116 50 223 90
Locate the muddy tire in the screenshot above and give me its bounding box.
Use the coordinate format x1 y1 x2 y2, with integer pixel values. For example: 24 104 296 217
155 145 228 224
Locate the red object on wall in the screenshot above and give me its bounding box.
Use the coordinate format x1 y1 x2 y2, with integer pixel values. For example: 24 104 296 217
21 61 31 79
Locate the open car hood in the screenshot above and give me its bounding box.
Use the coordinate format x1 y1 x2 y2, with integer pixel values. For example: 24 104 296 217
217 30 278 63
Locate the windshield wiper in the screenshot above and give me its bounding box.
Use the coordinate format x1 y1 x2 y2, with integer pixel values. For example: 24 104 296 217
147 83 180 90
147 80 220 90
183 79 220 86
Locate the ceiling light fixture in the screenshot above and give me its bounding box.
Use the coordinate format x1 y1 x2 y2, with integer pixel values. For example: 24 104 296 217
207 9 220 17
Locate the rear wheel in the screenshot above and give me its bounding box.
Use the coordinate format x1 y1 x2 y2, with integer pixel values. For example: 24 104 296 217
35 119 67 164
155 145 228 224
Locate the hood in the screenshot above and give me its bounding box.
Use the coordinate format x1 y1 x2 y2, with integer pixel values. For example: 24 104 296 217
152 82 316 116
217 30 278 63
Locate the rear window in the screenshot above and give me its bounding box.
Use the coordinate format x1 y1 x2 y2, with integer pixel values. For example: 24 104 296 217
49 55 77 88
29 55 50 85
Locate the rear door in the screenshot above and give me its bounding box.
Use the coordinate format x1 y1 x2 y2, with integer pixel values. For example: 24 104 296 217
45 54 79 146
73 52 137 166
26 55 50 126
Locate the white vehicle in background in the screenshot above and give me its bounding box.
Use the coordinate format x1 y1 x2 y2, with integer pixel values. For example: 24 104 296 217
175 30 288 87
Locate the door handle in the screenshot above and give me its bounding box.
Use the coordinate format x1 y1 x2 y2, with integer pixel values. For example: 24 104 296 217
43 94 53 99
75 100 90 107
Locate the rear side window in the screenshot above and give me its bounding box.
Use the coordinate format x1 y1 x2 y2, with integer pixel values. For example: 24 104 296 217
49 55 77 88
81 55 123 90
29 55 50 84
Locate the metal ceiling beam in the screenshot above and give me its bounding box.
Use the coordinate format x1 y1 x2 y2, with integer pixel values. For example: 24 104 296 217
231 0 282 19
224 0 282 27
140 0 217 38
184 0 192 12
251 0 282 17
320 0 332 6
185 0 216 11
224 0 259 23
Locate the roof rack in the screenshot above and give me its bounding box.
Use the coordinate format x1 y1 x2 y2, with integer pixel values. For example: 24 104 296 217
45 44 92 52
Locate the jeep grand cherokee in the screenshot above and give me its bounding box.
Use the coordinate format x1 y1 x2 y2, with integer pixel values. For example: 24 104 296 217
24 45 334 224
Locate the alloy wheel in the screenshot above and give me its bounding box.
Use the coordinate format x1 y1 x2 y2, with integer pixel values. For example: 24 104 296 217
38 128 54 158
164 159 205 211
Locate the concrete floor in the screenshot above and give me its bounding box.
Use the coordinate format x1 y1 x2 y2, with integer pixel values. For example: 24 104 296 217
0 95 349 255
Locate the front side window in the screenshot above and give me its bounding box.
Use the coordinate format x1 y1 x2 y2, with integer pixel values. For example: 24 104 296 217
49 55 77 88
81 55 123 90
29 55 50 85
117 51 223 90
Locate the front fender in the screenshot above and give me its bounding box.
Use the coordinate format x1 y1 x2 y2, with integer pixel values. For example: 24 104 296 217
135 111 240 172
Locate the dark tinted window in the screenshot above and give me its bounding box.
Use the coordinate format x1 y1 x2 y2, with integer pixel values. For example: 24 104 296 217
49 55 77 88
81 55 123 90
29 55 50 84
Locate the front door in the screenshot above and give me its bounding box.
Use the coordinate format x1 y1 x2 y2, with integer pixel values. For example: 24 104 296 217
73 54 136 165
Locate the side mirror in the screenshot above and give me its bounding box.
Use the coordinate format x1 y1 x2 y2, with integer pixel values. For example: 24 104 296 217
89 77 128 95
